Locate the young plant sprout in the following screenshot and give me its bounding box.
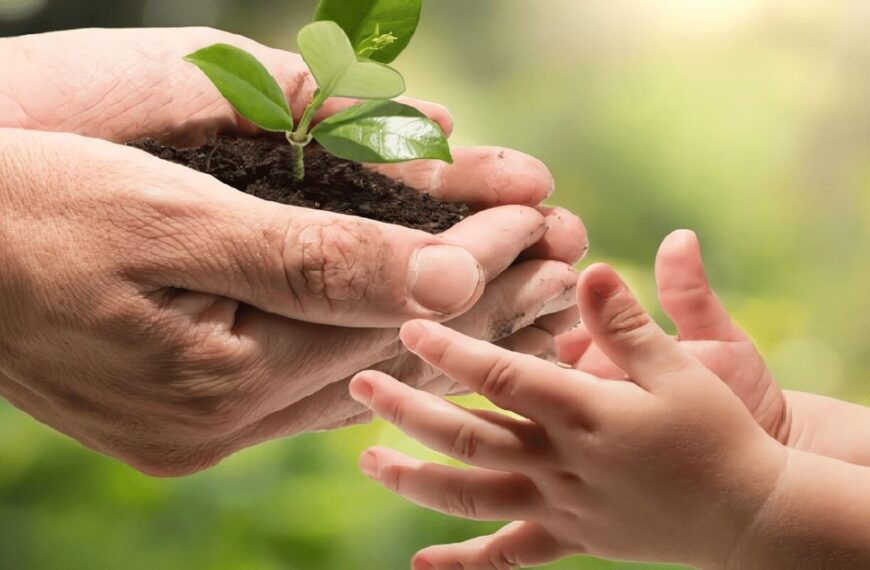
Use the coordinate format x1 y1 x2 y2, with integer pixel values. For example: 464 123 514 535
183 0 451 181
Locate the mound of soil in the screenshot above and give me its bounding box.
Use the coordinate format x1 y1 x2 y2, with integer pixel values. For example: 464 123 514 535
131 136 469 233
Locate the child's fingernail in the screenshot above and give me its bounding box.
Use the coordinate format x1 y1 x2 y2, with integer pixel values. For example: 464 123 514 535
588 275 619 299
359 451 378 479
412 558 433 570
349 375 374 406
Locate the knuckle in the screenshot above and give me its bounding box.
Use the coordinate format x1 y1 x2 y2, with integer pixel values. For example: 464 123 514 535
603 298 651 339
284 220 383 304
177 326 254 373
381 464 404 493
660 281 712 312
484 548 519 569
444 484 479 519
450 423 480 461
425 334 452 368
379 395 406 427
479 356 517 400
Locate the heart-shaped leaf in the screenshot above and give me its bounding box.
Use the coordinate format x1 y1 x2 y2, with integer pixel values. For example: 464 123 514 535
184 43 294 132
314 0 422 63
297 21 405 100
312 100 452 164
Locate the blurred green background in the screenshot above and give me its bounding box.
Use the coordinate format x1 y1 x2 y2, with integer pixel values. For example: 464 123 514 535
1 1 869 568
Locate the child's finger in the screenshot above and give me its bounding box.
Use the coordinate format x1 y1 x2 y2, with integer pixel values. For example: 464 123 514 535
360 447 545 522
349 370 552 471
573 341 628 379
555 326 593 366
577 264 710 392
559 323 626 378
496 326 557 362
655 230 747 342
412 521 564 570
400 320 596 426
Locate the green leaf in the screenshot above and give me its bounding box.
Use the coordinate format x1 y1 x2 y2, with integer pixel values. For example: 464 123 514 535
312 100 452 164
184 43 294 132
298 21 405 99
314 0 421 63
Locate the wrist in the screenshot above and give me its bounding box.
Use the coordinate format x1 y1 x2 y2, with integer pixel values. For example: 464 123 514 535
726 448 870 569
779 390 823 449
675 434 790 569
723 446 794 570
782 390 870 467
686 435 788 570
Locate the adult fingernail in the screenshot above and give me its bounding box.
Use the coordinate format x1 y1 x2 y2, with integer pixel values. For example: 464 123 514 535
410 245 482 314
413 558 434 570
349 375 374 407
359 451 378 479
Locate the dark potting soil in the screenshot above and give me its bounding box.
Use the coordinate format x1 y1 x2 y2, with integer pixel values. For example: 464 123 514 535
130 136 469 233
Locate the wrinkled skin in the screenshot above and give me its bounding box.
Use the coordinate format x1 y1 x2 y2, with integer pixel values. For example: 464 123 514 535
0 28 587 476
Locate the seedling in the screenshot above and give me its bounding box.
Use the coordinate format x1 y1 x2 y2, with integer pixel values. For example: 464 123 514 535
184 0 451 181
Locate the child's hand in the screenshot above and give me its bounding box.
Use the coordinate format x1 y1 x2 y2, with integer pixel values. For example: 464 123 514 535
559 230 789 441
349 263 787 569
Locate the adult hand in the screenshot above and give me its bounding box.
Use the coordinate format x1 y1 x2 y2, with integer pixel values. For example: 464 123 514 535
0 27 585 263
0 27 586 317
0 29 586 475
0 129 580 476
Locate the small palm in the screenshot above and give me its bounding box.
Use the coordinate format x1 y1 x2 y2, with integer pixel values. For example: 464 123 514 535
673 338 786 439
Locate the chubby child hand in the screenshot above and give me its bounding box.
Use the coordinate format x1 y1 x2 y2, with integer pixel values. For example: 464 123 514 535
558 230 789 441
349 263 788 569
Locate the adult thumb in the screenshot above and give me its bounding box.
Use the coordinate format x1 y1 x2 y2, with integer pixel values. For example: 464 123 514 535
131 158 484 328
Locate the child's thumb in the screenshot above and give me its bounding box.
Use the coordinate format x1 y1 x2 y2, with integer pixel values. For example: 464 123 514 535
577 263 706 391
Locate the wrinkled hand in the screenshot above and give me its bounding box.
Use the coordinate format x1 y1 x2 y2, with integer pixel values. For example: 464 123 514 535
349 264 786 569
0 29 586 476
557 230 788 440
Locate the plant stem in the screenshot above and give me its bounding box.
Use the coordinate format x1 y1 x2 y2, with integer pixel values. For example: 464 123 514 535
287 134 306 181
286 89 330 182
291 89 329 144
